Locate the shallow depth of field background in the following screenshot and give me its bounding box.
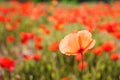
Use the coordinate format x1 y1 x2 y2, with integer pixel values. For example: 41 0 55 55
0 0 120 80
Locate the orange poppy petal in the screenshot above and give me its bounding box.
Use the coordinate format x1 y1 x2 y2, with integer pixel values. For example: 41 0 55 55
59 33 80 55
77 30 92 49
87 39 96 50
83 39 95 54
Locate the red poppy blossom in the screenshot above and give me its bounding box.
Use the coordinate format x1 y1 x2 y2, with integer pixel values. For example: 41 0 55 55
45 29 50 35
20 32 34 44
33 54 42 61
20 32 29 44
78 61 88 70
21 38 28 45
12 22 19 30
34 36 42 43
27 33 34 39
105 22 119 33
49 41 59 51
54 23 65 31
39 24 50 35
21 32 34 40
0 57 15 71
61 77 69 80
23 54 32 60
75 54 83 61
36 43 43 50
110 53 119 61
52 0 58 6
102 41 116 52
0 15 6 23
7 36 15 42
93 46 102 55
112 32 120 40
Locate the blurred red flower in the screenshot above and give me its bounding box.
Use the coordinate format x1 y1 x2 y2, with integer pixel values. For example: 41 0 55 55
12 22 19 30
7 36 15 42
6 17 12 23
0 57 15 71
102 41 116 52
78 61 87 70
49 41 59 51
21 32 34 40
98 22 119 33
21 38 28 45
61 77 69 80
0 15 6 23
52 0 58 6
40 24 50 35
45 29 50 35
33 54 42 61
5 24 13 31
34 36 42 43
112 32 120 40
23 54 32 60
20 32 34 44
75 54 82 61
20 32 29 44
110 53 119 61
105 22 119 33
36 43 43 50
54 23 65 31
93 46 102 55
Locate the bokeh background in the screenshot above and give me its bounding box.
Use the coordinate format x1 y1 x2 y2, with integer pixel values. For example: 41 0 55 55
0 0 120 80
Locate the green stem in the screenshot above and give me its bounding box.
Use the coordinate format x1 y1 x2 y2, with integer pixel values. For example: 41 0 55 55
8 71 11 80
81 52 84 80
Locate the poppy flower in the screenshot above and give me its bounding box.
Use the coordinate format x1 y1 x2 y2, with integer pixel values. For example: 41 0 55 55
45 29 50 35
78 61 87 70
98 22 119 33
112 32 120 40
23 54 32 60
36 43 43 50
0 15 6 23
54 23 65 31
39 25 50 35
12 22 19 30
0 57 15 71
21 32 34 40
33 54 42 61
20 32 34 44
26 33 34 39
49 41 59 51
105 22 119 33
21 38 28 45
93 46 102 55
7 36 15 42
20 32 29 44
34 36 42 43
110 53 119 61
52 0 58 6
61 77 69 80
5 24 13 31
102 41 116 52
59 30 95 55
75 54 82 61
40 24 47 30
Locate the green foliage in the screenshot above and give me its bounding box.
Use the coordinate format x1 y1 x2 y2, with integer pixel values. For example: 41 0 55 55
0 2 120 80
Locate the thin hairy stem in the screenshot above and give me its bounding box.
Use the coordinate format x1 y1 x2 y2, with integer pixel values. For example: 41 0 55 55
81 52 84 80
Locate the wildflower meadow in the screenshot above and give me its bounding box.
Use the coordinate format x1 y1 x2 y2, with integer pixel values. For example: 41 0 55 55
0 0 120 80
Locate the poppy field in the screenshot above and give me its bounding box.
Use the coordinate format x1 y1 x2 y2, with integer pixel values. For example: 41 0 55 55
0 1 120 80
